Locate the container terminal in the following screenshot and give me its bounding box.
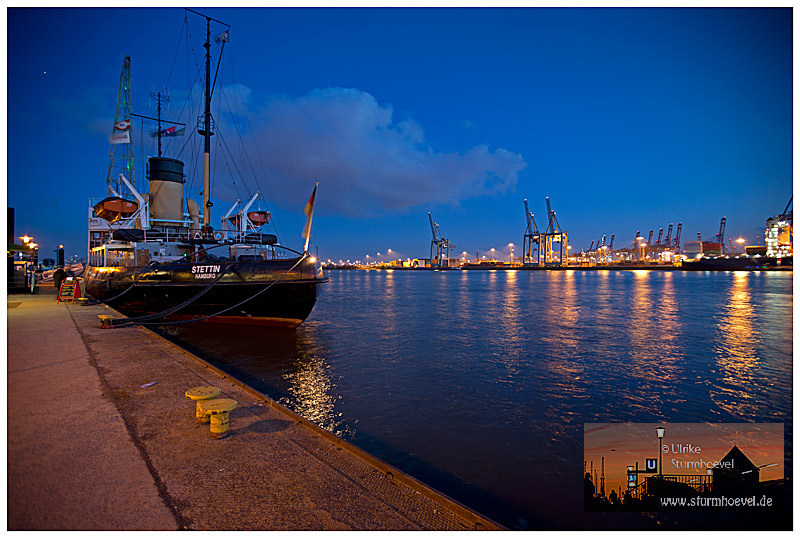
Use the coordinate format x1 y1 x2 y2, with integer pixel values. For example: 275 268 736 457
322 196 792 271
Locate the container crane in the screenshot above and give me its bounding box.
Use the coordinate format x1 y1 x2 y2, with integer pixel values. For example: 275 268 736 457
780 196 792 218
522 199 541 266
703 217 726 254
673 222 682 249
428 212 454 268
656 228 663 246
665 224 673 248
543 197 567 266
608 234 615 261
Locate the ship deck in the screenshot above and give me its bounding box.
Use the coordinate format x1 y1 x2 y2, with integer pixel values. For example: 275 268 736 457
8 284 500 531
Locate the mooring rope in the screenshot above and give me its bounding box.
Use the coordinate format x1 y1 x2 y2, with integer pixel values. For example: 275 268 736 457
112 254 309 327
86 241 253 306
110 263 233 326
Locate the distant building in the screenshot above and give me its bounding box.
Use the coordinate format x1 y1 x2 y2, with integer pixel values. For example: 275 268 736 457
745 245 767 256
712 444 760 494
684 241 703 258
701 242 723 256
766 213 792 258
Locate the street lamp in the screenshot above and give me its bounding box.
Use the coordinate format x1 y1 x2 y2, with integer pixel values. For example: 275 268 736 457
656 427 665 476
736 237 745 254
508 243 514 262
490 248 495 261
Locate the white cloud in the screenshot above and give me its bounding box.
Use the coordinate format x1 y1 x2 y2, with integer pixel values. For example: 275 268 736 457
189 86 527 217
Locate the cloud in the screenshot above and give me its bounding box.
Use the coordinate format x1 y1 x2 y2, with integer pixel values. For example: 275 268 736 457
230 87 526 217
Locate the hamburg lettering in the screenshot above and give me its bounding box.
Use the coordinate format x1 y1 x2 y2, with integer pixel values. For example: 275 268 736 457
192 265 221 279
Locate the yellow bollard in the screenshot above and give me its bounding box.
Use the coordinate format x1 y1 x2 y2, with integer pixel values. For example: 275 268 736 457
185 386 221 424
199 398 238 439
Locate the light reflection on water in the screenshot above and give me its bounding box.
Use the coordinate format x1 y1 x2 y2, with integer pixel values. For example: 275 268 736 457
164 269 792 529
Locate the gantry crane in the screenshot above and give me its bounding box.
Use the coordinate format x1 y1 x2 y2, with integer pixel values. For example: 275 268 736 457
428 212 454 268
673 222 682 250
522 199 541 266
543 197 567 266
704 216 726 254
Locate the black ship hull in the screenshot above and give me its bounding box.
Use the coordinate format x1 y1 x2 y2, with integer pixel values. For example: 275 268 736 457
681 256 792 271
85 257 327 327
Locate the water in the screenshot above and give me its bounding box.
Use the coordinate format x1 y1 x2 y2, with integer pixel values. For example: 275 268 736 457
163 269 793 529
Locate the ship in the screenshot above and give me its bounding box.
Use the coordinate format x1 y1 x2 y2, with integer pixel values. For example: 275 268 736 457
84 11 327 327
680 255 792 271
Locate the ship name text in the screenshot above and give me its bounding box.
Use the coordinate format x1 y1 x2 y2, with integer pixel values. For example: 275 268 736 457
192 265 222 279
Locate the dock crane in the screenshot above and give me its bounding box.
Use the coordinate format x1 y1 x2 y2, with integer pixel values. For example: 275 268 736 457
543 197 567 266
656 228 664 246
522 199 541 266
665 224 673 248
647 229 654 247
428 212 454 268
779 195 792 218
710 216 726 253
673 222 682 249
608 234 615 261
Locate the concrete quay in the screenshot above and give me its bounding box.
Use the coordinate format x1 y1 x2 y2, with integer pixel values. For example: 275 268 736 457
7 285 501 531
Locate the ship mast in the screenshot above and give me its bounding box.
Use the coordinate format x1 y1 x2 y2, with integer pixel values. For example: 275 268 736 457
106 55 134 196
187 9 229 230
202 17 212 229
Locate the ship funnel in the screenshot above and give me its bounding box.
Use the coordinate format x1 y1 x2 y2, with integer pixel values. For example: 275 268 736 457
187 198 200 232
148 157 185 222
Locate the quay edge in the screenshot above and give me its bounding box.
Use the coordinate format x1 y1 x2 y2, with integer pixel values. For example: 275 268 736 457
8 284 503 531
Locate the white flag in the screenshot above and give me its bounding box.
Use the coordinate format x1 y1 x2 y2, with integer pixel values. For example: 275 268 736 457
215 29 230 43
109 131 131 144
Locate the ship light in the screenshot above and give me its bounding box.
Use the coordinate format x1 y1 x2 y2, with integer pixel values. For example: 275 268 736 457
308 256 317 263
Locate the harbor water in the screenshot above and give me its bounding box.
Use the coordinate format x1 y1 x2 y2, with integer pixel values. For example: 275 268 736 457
162 269 793 529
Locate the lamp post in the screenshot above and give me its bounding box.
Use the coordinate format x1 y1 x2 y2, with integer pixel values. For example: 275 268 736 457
736 237 745 254
656 427 665 476
508 243 514 263
490 248 495 261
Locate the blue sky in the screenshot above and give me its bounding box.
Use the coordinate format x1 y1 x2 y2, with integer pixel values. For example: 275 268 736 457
7 7 792 263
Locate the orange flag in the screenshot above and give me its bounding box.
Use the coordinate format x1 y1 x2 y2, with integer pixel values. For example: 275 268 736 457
302 183 318 252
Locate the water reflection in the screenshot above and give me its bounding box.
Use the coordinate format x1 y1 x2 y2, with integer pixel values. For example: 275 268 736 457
157 270 793 530
163 322 347 435
711 272 761 418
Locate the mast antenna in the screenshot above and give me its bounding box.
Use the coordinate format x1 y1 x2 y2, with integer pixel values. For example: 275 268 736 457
185 8 230 230
106 55 134 196
151 91 169 157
